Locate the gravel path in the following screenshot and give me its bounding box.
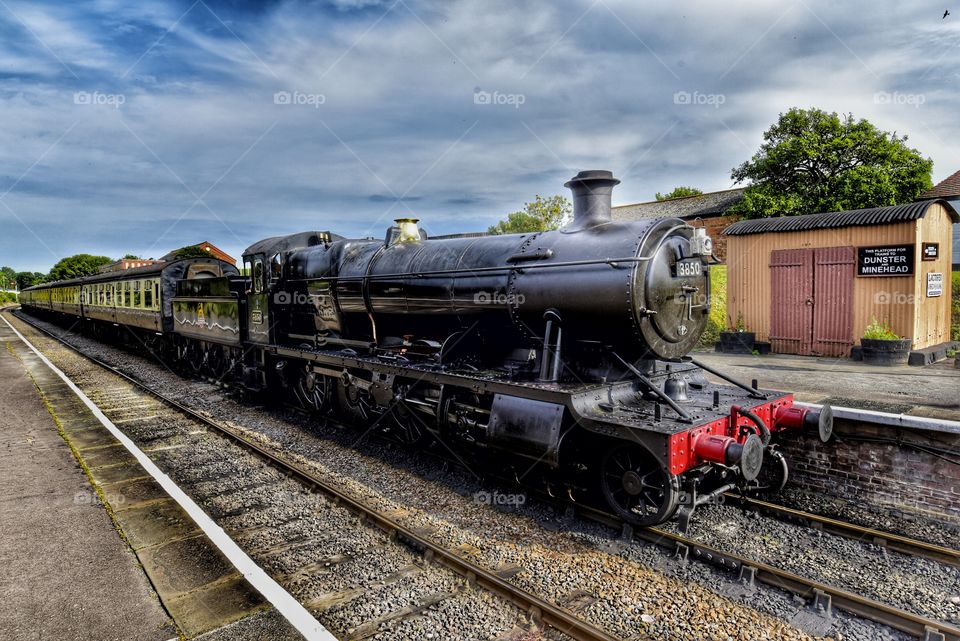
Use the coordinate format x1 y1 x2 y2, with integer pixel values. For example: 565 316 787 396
15 310 945 641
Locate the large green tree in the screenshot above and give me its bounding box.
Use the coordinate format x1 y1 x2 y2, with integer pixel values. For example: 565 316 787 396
655 186 702 201
730 108 933 218
15 271 46 290
47 254 113 281
488 194 572 235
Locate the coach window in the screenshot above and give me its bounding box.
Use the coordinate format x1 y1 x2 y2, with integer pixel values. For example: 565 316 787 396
144 282 153 309
253 258 265 294
133 281 141 307
154 282 160 308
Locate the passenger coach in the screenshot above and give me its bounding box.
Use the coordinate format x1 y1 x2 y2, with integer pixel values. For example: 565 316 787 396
20 258 238 335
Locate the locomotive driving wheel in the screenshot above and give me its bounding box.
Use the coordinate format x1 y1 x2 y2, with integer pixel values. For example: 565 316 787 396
336 375 377 423
600 444 680 527
388 390 428 446
295 366 330 412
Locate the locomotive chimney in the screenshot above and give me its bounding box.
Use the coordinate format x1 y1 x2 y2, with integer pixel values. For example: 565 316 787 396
563 169 621 232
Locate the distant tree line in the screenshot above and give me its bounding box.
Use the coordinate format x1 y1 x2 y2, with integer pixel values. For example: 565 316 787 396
0 244 205 289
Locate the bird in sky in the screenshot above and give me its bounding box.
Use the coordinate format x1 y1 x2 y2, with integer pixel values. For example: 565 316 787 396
944 9 951 18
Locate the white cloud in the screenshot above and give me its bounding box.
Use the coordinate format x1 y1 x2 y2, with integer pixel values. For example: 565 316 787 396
2 0 960 272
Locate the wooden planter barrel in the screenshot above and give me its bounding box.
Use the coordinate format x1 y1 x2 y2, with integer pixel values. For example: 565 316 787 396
719 331 756 354
860 338 911 366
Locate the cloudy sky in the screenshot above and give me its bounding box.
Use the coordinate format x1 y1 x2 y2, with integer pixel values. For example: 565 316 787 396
0 0 957 272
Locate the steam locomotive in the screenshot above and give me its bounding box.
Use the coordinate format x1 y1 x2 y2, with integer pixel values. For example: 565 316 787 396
20 170 832 528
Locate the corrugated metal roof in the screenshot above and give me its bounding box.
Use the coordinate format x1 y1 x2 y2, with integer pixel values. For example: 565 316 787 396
723 199 960 236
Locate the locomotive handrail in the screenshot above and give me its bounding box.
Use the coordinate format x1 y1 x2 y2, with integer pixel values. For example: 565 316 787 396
688 357 767 399
287 255 656 282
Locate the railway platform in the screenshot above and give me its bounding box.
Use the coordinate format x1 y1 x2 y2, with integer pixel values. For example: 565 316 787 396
0 319 307 641
697 350 960 421
0 322 176 640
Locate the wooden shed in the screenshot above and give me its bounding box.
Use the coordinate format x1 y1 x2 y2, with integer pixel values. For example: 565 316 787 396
723 200 957 358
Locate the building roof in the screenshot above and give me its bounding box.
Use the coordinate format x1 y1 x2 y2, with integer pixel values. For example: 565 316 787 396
918 169 960 200
161 240 236 264
98 258 161 273
612 187 744 222
723 200 960 237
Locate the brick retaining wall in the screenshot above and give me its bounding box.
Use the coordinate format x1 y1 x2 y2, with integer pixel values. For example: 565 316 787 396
778 421 960 524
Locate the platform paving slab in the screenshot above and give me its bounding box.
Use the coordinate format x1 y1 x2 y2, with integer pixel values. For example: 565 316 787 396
696 350 960 421
1 319 307 640
0 335 176 641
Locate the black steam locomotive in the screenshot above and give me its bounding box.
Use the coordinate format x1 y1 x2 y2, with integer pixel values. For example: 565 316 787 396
20 170 831 528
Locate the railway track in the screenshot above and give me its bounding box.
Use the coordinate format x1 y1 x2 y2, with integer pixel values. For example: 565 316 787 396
2 309 619 641
725 494 960 569
634 516 959 641
9 308 960 641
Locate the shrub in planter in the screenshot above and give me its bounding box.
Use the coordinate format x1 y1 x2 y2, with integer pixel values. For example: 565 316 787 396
860 318 911 366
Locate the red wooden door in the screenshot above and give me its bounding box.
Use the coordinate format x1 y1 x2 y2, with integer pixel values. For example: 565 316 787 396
770 249 814 355
811 246 855 357
770 246 855 356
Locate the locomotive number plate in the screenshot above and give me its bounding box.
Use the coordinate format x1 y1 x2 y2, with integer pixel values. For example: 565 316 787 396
675 258 703 278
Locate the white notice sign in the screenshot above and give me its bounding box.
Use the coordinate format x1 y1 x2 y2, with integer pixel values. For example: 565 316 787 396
926 272 943 297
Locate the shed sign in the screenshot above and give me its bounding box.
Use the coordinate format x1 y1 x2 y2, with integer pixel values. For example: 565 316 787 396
857 245 915 277
926 272 944 297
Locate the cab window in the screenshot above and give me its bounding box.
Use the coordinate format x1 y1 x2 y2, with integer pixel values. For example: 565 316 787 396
253 258 265 294
270 253 282 280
